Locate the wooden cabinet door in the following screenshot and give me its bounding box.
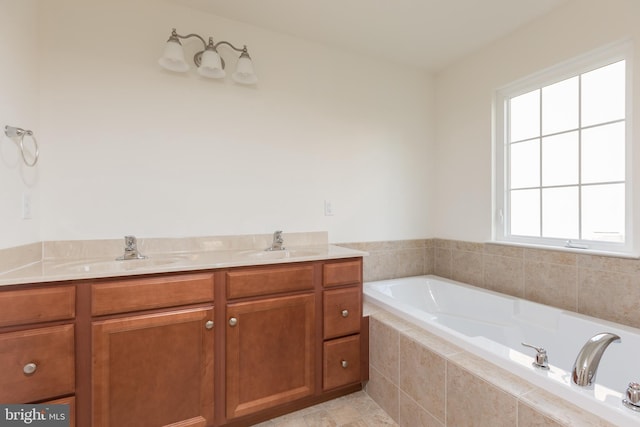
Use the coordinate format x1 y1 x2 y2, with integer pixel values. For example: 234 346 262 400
92 307 214 427
226 293 315 419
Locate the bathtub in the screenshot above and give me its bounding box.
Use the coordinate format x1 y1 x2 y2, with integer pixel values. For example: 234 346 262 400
364 275 640 426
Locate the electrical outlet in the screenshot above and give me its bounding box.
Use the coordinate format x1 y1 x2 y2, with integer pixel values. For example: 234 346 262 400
22 193 32 220
324 200 334 216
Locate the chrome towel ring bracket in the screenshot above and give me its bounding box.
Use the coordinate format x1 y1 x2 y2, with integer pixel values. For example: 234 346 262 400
4 125 39 167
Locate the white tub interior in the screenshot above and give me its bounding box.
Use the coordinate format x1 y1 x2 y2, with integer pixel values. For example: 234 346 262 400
364 275 640 426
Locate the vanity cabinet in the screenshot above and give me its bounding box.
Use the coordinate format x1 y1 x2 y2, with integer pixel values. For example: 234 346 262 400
0 285 76 419
91 273 215 427
224 265 316 420
2 254 365 427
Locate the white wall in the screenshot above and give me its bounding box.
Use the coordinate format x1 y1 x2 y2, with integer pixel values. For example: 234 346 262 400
0 0 41 249
34 0 435 245
433 0 640 243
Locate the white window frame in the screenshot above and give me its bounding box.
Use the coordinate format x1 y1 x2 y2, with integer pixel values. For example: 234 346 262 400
493 41 634 255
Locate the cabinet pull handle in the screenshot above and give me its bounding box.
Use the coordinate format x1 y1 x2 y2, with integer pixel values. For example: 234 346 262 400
23 362 37 375
229 317 238 327
205 320 214 330
341 360 348 369
341 309 349 318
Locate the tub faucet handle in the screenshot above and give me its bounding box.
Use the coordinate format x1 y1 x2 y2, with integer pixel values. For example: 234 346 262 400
623 382 640 412
521 342 549 370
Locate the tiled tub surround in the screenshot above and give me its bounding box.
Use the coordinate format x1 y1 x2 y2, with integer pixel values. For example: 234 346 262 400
364 304 618 427
340 239 640 331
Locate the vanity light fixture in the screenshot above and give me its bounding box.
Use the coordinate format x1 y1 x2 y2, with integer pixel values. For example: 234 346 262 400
158 28 257 84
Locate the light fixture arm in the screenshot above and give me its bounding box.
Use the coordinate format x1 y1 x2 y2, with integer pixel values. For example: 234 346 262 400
214 41 248 54
169 28 207 49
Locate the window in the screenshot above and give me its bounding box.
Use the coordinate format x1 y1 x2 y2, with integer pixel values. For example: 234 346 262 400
494 43 632 254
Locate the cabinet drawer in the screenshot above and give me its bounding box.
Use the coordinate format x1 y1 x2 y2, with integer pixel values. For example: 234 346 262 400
45 396 75 427
0 285 75 327
226 265 313 299
323 334 361 391
323 287 361 339
0 324 75 403
323 259 362 288
92 272 214 316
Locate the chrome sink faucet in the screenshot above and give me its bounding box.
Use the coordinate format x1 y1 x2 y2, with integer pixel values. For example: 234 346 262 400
571 332 621 387
266 230 285 251
116 235 147 260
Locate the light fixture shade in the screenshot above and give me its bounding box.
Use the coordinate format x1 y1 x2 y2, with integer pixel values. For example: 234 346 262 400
158 39 189 72
232 53 257 84
197 49 225 79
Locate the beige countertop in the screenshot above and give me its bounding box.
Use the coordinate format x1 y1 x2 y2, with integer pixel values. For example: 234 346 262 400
0 244 367 287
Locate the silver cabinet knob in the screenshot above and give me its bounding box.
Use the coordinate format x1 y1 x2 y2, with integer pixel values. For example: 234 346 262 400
341 309 349 318
229 317 238 327
341 360 348 368
23 362 37 375
205 320 214 330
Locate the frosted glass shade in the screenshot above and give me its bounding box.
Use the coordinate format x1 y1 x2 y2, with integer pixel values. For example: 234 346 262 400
197 49 225 79
158 40 189 72
232 54 257 84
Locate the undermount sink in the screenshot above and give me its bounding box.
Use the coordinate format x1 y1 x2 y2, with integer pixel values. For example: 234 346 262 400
236 249 325 260
52 255 188 274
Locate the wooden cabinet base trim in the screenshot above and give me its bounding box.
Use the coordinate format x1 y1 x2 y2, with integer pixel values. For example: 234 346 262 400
220 384 362 427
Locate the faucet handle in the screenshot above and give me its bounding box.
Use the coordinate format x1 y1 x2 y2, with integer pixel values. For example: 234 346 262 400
521 342 550 370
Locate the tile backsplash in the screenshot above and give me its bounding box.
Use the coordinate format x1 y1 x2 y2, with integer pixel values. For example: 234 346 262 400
340 239 640 330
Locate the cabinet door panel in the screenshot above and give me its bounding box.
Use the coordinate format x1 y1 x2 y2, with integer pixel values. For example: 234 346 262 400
92 307 214 427
226 293 315 419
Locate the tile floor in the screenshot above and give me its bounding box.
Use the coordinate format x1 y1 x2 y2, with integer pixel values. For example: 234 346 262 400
253 391 398 427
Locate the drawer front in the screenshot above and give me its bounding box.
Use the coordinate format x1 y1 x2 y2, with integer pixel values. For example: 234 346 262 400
45 396 75 427
0 285 75 328
226 265 314 299
323 259 362 288
92 272 214 316
323 287 361 339
0 324 75 403
323 334 361 391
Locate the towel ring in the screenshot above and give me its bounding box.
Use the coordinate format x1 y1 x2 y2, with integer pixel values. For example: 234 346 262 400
4 125 39 167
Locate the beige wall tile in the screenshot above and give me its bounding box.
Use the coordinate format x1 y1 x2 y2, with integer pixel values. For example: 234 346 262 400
399 392 443 427
577 254 640 275
524 261 577 311
446 362 517 427
483 253 524 297
578 268 640 328
484 243 524 258
424 246 434 275
519 386 616 427
434 248 452 278
399 336 445 423
366 366 399 422
525 248 576 265
452 249 483 287
517 403 565 427
448 352 534 397
369 317 400 383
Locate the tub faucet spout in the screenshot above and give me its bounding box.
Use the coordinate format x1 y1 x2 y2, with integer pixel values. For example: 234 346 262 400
571 332 620 387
